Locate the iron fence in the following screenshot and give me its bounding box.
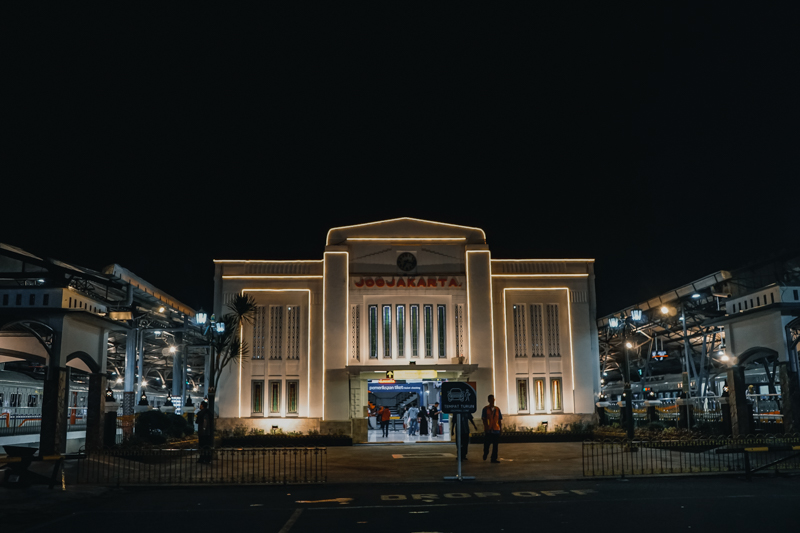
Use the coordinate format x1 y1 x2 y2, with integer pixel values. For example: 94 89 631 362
77 447 327 485
583 434 800 477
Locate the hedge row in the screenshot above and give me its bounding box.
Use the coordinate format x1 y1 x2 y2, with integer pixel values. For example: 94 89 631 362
220 434 353 447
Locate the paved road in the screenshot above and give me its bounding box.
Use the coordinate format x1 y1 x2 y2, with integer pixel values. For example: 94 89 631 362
10 475 800 532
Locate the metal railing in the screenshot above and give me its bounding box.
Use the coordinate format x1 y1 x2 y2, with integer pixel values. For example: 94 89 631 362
601 396 783 433
77 447 327 485
583 435 800 477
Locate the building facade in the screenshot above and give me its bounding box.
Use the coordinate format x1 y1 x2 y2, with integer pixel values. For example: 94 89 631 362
214 219 601 438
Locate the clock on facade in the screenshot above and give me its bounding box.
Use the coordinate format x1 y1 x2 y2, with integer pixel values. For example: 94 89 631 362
396 252 417 272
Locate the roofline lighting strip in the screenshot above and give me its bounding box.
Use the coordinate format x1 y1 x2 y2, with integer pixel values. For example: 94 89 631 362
326 217 487 245
492 259 595 263
223 276 323 279
214 260 323 264
491 274 589 278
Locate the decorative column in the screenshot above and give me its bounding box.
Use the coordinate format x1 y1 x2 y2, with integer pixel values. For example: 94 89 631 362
322 248 349 422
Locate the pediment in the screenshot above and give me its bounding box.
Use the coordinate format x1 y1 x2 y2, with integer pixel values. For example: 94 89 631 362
327 218 485 245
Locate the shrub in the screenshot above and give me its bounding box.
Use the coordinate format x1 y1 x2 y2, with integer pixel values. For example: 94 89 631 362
135 410 194 443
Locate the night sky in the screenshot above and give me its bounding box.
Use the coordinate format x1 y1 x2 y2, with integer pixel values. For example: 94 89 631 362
3 5 797 318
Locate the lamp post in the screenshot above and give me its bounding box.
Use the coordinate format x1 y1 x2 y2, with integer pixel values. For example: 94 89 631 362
195 311 225 442
609 310 642 440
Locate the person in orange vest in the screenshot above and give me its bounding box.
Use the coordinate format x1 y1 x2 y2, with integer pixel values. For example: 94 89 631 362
481 394 502 463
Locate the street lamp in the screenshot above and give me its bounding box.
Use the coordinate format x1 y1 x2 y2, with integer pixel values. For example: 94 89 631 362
195 310 225 443
609 311 643 440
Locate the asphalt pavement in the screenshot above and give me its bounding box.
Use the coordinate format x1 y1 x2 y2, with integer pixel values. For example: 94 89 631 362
2 441 799 532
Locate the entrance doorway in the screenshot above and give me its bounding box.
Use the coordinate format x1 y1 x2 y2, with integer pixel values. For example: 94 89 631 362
367 379 451 443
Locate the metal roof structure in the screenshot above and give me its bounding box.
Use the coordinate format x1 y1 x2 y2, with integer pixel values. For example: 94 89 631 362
0 243 208 392
597 250 800 396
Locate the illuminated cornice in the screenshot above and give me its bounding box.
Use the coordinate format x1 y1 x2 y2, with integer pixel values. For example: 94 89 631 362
223 276 323 280
491 274 589 278
214 260 323 263
326 217 487 245
345 237 466 242
492 259 595 263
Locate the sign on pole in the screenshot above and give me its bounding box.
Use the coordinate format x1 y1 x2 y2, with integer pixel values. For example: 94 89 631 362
441 382 477 414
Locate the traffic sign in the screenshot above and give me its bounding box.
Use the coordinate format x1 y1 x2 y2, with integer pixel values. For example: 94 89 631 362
440 382 477 414
386 370 394 379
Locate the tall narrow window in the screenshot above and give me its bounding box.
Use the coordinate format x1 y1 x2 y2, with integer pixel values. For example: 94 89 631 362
286 380 299 415
350 305 360 361
424 305 433 358
534 379 546 412
437 305 447 358
383 305 392 358
252 380 264 413
369 305 378 359
396 305 405 358
253 306 267 360
269 306 284 360
454 304 465 360
269 381 281 414
410 305 419 358
513 304 527 357
546 304 561 357
551 378 563 412
43 294 49 306
530 304 544 357
287 306 301 359
517 379 529 412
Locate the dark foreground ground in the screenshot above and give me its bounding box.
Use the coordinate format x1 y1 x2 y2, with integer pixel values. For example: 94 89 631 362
3 474 799 533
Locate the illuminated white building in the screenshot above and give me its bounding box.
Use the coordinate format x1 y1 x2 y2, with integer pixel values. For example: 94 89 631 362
214 218 600 438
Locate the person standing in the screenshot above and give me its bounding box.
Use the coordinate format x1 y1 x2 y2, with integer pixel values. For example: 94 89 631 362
429 402 440 436
406 404 419 436
419 407 429 435
481 394 502 463
454 412 478 459
196 401 213 464
380 405 391 437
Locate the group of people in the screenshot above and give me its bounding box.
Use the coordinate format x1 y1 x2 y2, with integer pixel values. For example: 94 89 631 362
402 402 444 437
373 394 502 464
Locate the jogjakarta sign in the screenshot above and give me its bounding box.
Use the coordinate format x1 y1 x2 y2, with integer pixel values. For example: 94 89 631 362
352 276 463 289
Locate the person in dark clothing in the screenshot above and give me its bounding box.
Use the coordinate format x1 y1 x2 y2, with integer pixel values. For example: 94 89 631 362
196 401 213 464
453 412 478 459
419 408 429 435
429 403 440 436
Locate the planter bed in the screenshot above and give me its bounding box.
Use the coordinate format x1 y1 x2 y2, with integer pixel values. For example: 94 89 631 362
220 434 353 447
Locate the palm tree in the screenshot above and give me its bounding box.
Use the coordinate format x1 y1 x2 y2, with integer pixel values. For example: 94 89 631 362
206 294 257 438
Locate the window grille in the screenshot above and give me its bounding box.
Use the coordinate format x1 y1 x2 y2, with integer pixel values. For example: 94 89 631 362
530 304 544 357
546 304 561 357
269 306 284 360
513 304 527 357
253 306 267 360
351 305 360 361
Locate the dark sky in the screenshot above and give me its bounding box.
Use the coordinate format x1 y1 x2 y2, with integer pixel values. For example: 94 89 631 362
3 4 798 317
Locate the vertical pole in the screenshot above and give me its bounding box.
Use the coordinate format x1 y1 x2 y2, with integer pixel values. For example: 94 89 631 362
124 328 137 415
86 373 107 451
623 329 634 440
204 344 211 398
457 414 462 480
172 350 181 399
137 329 144 394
